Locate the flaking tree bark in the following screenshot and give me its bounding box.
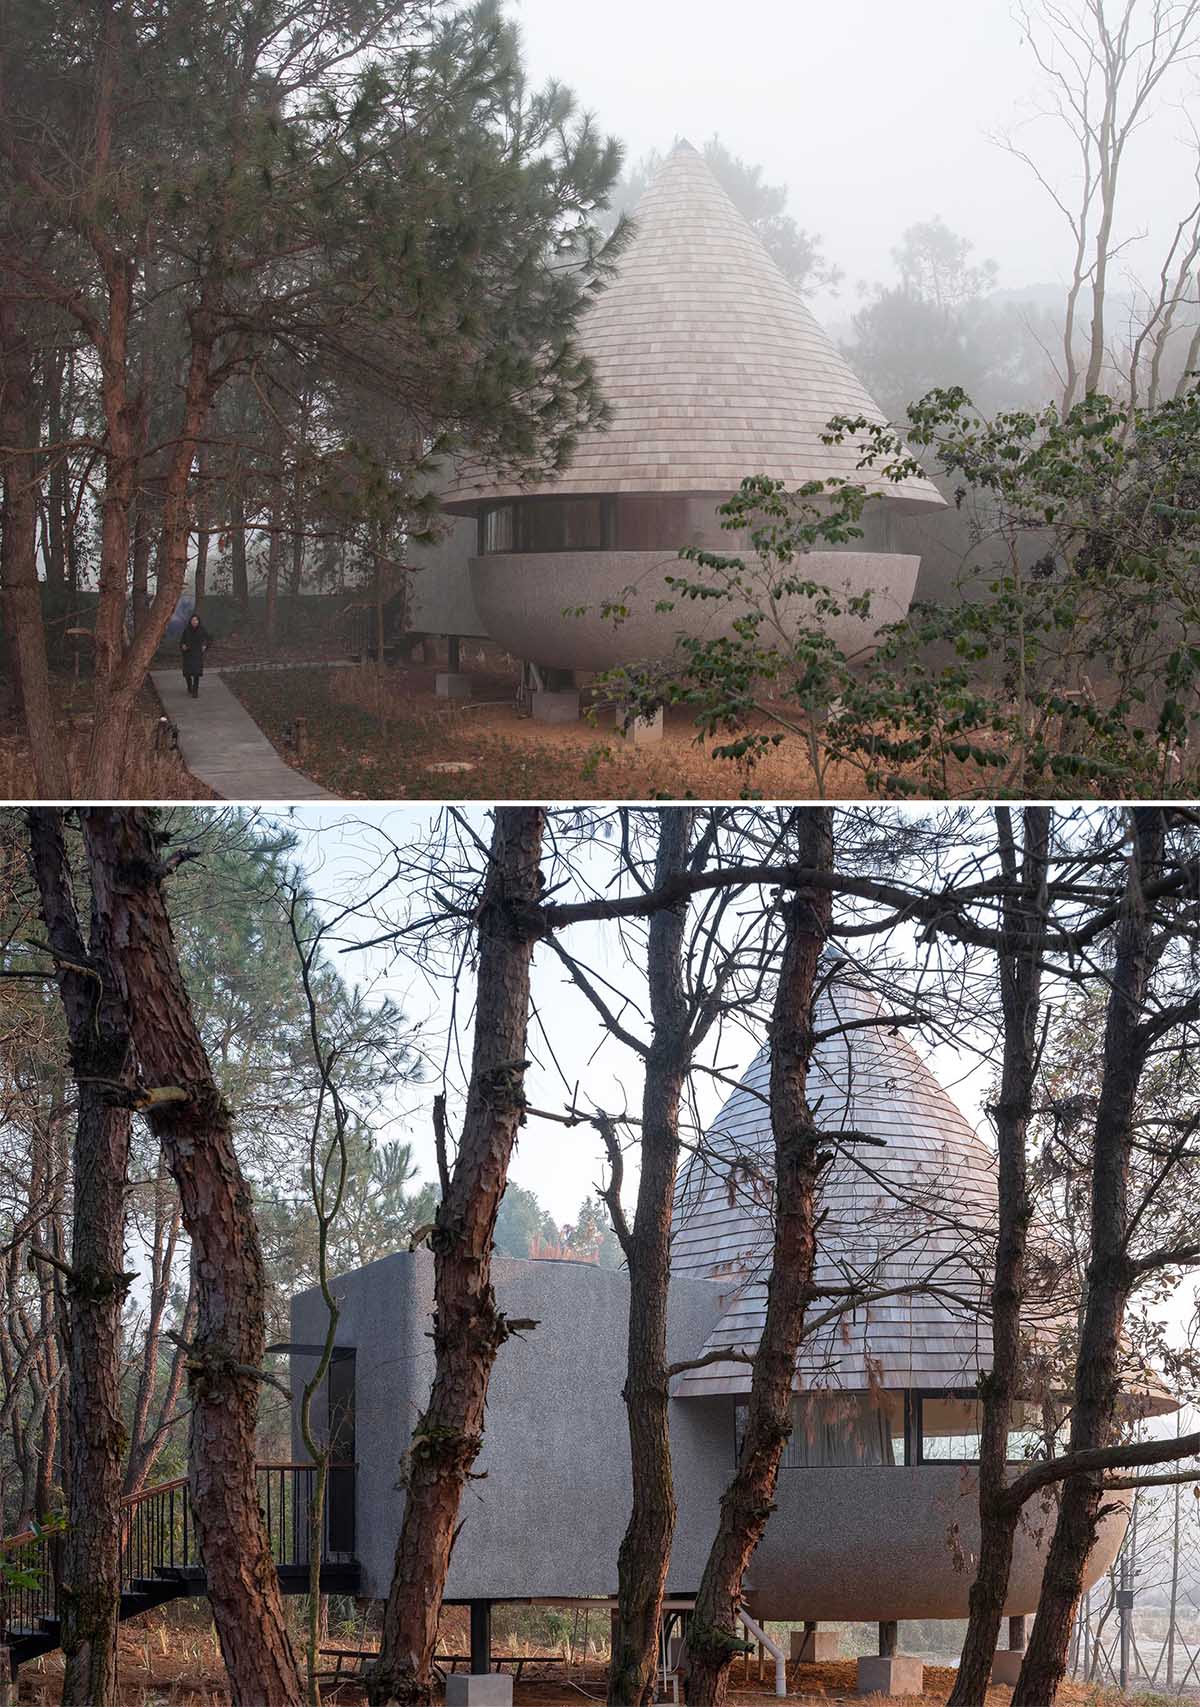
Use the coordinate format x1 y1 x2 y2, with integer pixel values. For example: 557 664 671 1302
367 806 546 1707
80 807 302 1707
26 808 133 1707
947 806 1052 1707
0 304 69 796
1013 807 1166 1707
606 808 695 1707
681 807 835 1707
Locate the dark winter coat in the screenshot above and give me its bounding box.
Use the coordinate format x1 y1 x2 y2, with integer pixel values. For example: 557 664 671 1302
180 621 211 675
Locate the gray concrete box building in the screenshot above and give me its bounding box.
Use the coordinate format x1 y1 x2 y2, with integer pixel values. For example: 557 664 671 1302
291 983 1157 1651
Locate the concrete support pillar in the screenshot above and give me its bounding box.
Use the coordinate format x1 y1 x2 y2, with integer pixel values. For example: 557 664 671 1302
857 1655 925 1696
531 690 581 725
991 1616 1029 1685
435 672 473 699
791 1623 839 1664
858 1624 922 1697
469 1600 492 1675
446 1678 512 1706
448 635 462 673
618 706 664 745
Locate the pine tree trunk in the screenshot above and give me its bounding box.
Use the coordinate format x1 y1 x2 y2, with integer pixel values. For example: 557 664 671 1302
44 347 67 595
231 489 249 612
947 807 1050 1707
682 808 833 1707
367 807 546 1707
0 302 70 796
608 809 694 1707
27 809 134 1707
1012 809 1163 1707
91 262 139 709
194 444 211 607
86 327 212 793
130 498 151 636
265 502 283 647
81 808 303 1707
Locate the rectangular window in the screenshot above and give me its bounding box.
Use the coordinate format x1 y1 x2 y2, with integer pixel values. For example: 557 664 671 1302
734 1390 1056 1470
327 1352 356 1555
737 1391 905 1468
917 1392 1051 1464
481 506 514 554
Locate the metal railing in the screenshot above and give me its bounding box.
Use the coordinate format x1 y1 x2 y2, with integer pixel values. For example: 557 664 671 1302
0 1461 354 1641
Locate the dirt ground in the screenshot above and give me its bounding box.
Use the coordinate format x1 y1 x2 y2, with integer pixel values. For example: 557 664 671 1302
9 1627 1150 1707
0 674 213 800
225 657 895 803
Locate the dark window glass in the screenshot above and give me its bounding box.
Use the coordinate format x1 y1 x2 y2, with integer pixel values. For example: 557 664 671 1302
476 492 898 555
481 505 514 554
519 497 608 552
477 494 733 554
327 1354 356 1554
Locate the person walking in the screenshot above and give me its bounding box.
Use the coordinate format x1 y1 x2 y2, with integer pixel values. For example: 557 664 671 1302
180 612 212 698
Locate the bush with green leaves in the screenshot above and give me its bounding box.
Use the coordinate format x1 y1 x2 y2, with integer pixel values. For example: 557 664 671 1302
598 385 1200 799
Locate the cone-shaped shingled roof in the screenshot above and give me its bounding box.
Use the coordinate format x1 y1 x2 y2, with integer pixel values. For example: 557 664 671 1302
671 980 1004 1399
443 142 944 510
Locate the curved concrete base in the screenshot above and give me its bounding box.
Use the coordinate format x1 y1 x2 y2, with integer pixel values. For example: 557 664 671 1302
469 549 920 674
744 1465 1130 1622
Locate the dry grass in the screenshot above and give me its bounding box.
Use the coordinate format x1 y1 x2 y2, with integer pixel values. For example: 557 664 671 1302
10 1620 1156 1707
227 660 893 802
0 676 213 802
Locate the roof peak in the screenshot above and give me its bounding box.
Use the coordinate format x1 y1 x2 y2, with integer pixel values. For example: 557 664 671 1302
440 130 945 512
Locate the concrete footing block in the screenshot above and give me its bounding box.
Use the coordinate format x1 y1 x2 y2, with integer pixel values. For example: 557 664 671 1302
435 672 473 700
990 1648 1024 1685
856 1654 924 1697
531 690 581 725
618 706 664 745
792 1629 840 1663
445 1675 513 1706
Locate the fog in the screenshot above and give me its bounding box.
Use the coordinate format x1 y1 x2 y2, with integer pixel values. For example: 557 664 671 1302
513 0 1199 321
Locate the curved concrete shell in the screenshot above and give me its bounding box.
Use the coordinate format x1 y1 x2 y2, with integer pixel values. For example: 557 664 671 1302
470 548 921 674
438 142 946 674
749 1464 1130 1621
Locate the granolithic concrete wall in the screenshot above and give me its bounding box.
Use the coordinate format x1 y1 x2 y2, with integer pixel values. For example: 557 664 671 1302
290 1251 732 1602
290 1252 1130 1618
405 514 489 640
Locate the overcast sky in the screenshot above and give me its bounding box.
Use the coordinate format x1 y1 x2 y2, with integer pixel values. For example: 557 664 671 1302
272 805 1200 1355
510 0 1199 319
288 805 990 1227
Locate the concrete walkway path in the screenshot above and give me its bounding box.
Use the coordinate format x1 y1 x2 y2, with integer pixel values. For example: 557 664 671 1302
151 670 335 801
